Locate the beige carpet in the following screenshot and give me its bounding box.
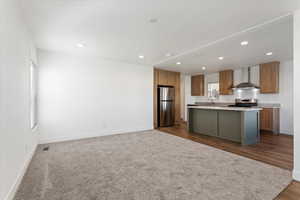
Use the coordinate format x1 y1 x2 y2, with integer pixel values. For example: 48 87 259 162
14 130 292 200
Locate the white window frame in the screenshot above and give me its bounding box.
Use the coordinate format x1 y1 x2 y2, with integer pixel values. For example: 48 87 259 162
207 82 219 99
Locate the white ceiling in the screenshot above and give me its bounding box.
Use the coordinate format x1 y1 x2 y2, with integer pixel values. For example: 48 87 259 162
20 0 299 72
159 15 294 74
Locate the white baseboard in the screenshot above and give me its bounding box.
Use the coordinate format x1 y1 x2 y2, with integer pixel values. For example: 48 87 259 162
39 127 153 144
5 144 37 200
293 170 300 181
280 129 294 135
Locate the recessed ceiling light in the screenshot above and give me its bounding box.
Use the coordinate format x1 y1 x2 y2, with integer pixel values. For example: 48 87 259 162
165 53 172 57
218 56 224 60
76 43 85 48
176 62 181 65
241 41 249 46
202 66 206 70
139 55 144 59
149 18 158 23
266 52 273 56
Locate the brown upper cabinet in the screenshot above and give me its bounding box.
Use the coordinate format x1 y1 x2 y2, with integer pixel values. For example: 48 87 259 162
219 70 234 95
157 69 177 86
167 71 177 86
259 62 279 94
158 69 169 85
191 75 205 96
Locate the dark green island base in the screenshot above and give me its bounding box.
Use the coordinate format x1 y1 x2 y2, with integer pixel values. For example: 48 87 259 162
188 107 261 145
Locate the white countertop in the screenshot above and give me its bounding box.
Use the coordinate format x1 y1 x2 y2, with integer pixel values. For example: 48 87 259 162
188 105 262 112
192 102 281 108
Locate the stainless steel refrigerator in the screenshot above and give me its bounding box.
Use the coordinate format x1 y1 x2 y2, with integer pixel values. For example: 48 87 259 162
158 86 175 127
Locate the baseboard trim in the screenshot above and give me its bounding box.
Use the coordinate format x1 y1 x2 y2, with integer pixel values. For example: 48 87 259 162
39 127 153 144
293 170 300 181
5 144 37 200
279 131 294 136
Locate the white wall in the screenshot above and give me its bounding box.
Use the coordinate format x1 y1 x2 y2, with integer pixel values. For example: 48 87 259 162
293 9 300 181
183 60 294 135
0 0 39 199
38 50 153 143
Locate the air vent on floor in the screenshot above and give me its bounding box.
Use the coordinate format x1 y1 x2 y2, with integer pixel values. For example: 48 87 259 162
43 146 49 151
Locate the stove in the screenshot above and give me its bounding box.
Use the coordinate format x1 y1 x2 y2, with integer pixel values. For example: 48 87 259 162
228 103 257 108
230 98 258 107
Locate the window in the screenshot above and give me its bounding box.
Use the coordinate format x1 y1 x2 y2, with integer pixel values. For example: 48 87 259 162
207 82 219 99
30 61 38 129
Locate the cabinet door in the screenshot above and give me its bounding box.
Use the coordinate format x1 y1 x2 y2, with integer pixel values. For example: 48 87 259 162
191 75 204 96
190 109 218 136
218 111 241 142
174 72 181 123
219 70 233 95
167 71 177 86
260 62 279 93
158 70 169 85
260 108 273 131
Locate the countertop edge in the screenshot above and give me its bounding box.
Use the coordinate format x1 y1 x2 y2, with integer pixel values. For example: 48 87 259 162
191 102 281 108
187 106 262 112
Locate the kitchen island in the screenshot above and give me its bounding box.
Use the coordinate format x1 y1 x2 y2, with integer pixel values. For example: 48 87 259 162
187 105 262 145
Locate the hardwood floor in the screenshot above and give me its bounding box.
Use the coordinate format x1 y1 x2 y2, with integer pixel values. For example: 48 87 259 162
158 124 293 170
275 181 300 200
157 124 299 200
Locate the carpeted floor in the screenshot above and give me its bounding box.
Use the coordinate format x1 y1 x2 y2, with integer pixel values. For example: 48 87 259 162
14 130 292 200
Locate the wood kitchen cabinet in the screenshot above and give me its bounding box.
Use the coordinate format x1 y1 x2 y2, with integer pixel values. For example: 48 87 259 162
259 62 279 94
157 69 169 85
157 69 177 86
191 75 205 96
167 71 177 86
174 74 181 124
219 70 234 95
260 108 280 134
154 68 181 128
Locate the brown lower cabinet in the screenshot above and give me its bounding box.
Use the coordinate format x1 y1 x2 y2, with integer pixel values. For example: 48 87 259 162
260 108 280 134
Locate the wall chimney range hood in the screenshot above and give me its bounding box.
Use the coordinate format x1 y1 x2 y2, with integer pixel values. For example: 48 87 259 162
232 67 260 90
